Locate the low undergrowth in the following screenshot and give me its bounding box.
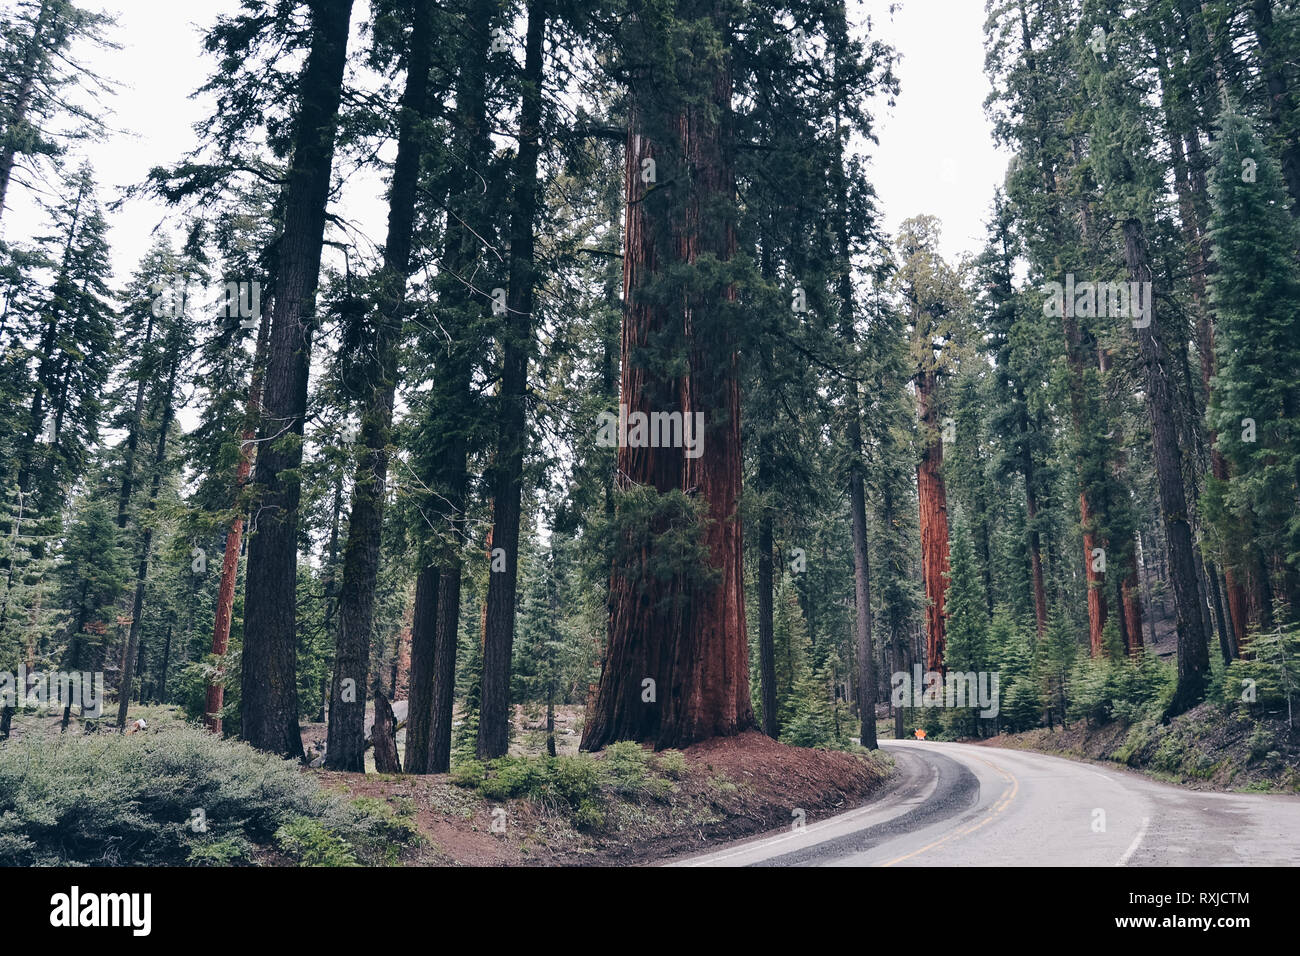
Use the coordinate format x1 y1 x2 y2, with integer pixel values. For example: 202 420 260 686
449 741 689 831
0 721 421 866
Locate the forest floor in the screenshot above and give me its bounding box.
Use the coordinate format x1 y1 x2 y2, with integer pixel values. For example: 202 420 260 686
314 720 893 866
3 703 893 866
974 703 1300 793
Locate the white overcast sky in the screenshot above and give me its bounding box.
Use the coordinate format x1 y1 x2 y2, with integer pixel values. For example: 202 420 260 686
863 0 1012 261
0 0 1010 279
0 0 229 273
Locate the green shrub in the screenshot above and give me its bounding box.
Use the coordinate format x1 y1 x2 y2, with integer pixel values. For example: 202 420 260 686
1247 722 1274 760
603 740 652 793
1068 655 1114 725
186 836 253 866
550 756 604 805
1151 732 1190 775
654 750 688 779
449 758 486 789
708 773 738 794
479 756 548 801
780 667 850 749
999 677 1043 732
645 776 677 799
275 816 358 867
1115 718 1157 766
347 796 421 850
452 747 689 831
1224 622 1300 717
462 746 698 830
573 799 605 830
0 722 412 866
1067 650 1174 727
1113 651 1176 722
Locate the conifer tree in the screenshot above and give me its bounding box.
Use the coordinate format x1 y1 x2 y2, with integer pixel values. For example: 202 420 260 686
894 216 963 674
327 0 438 773
1204 108 1300 625
239 0 356 759
0 0 116 222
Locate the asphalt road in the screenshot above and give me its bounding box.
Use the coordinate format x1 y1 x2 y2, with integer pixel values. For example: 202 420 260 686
670 740 1300 866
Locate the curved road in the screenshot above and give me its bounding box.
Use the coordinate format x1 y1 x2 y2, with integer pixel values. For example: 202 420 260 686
671 740 1300 866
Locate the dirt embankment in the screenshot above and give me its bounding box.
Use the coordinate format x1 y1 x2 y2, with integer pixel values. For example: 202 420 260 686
318 731 893 866
975 703 1300 793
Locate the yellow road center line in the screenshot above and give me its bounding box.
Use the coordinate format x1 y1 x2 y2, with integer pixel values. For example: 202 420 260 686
879 753 1020 866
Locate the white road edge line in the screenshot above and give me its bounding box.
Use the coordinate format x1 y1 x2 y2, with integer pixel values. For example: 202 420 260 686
673 750 937 867
1117 816 1150 867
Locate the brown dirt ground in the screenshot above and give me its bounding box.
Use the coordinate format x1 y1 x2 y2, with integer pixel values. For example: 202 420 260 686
316 729 893 866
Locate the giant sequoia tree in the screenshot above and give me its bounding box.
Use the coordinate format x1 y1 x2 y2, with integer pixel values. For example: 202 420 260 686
582 0 753 751
895 216 961 674
4 0 1299 788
